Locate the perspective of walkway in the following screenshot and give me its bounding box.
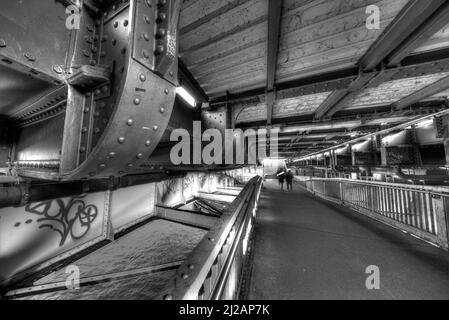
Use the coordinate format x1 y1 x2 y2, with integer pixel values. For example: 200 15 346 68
248 180 449 300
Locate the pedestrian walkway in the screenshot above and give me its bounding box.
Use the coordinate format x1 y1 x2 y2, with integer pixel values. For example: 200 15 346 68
248 180 449 300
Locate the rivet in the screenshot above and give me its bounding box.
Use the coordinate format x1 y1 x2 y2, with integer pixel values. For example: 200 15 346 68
163 294 172 300
156 45 164 54
146 0 152 7
112 39 117 46
127 119 134 126
123 20 129 27
145 140 151 147
160 107 165 113
188 264 194 270
157 28 166 38
80 146 86 153
24 52 36 61
118 137 126 144
143 50 149 59
139 74 146 82
136 153 143 159
127 163 133 168
209 237 215 242
90 59 97 66
94 128 101 134
83 49 90 57
134 98 141 105
164 89 169 95
121 47 126 55
0 39 6 47
158 12 166 21
182 274 189 280
108 152 116 158
53 66 63 74
153 126 159 131
143 33 150 41
144 15 151 24
113 21 118 28
89 172 96 177
81 127 88 133
99 164 106 169
95 89 101 95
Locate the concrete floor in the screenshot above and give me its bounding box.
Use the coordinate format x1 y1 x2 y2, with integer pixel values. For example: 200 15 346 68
249 180 449 300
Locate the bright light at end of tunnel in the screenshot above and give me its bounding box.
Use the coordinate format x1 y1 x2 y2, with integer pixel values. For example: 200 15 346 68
176 86 196 107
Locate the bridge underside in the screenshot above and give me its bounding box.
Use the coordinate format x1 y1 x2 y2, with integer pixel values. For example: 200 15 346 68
1 0 449 301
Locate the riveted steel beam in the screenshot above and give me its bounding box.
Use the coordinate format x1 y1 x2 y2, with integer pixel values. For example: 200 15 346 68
387 2 449 66
393 75 449 110
265 0 283 125
1 0 182 181
313 0 449 120
210 48 449 109
359 0 446 71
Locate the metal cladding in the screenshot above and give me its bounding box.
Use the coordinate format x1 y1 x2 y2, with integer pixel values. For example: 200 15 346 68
0 0 181 181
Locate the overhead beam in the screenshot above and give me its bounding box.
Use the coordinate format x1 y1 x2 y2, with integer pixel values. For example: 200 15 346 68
178 58 209 103
387 2 449 66
314 0 448 120
359 0 446 70
266 0 283 125
240 102 446 134
314 69 398 119
393 76 449 110
293 108 449 162
209 48 449 108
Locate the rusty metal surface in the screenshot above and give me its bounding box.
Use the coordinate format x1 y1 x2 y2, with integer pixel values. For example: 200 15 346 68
0 0 181 181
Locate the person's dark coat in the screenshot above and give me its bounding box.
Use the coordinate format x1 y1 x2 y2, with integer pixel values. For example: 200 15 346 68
286 171 293 183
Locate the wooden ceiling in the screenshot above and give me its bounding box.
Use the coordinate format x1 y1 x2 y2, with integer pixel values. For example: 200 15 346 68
179 0 449 159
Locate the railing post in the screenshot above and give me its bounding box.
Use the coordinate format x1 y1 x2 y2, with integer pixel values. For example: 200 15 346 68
432 195 449 250
339 181 343 203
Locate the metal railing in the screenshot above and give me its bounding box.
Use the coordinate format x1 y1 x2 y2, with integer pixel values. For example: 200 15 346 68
160 176 263 300
296 177 449 250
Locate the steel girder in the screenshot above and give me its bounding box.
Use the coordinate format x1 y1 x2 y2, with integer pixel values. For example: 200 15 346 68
0 0 181 181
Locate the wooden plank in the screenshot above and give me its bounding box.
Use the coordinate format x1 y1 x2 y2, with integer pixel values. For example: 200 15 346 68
393 75 449 110
179 0 267 52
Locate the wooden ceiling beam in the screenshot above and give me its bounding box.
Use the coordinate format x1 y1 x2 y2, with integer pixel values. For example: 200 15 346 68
314 0 448 120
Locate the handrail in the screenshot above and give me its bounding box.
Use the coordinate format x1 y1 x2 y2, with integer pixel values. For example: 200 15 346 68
296 176 449 250
159 176 263 300
304 177 449 195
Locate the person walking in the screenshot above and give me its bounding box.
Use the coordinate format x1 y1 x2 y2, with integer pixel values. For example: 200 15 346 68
286 169 294 192
276 167 285 191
